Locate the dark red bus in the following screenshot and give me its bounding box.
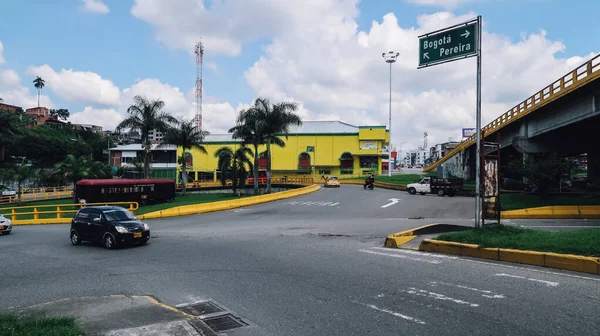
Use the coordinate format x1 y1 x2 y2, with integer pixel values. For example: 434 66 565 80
75 179 175 205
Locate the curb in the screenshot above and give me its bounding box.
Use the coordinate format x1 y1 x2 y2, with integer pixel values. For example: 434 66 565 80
12 184 321 225
138 184 320 219
384 223 471 248
419 239 600 275
340 180 406 191
501 205 600 219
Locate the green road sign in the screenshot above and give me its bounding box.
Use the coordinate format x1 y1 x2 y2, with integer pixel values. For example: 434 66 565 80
306 146 314 152
419 22 477 67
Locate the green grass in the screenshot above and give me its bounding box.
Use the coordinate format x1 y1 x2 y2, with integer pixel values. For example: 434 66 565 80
436 224 600 257
0 193 243 220
500 193 600 211
0 314 82 336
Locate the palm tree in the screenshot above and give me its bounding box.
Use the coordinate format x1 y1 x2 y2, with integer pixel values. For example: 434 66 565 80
229 109 268 195
33 76 45 108
54 154 111 201
160 119 209 195
214 146 253 195
249 98 302 193
116 95 178 179
7 162 36 202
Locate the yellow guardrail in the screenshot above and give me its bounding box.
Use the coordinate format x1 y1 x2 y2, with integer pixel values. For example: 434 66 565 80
0 191 74 204
0 201 139 224
21 186 73 194
176 177 316 190
424 54 600 172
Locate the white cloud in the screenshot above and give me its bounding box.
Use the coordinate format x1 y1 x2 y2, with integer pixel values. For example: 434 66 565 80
0 40 5 64
27 65 121 106
69 107 121 129
405 0 477 9
80 0 110 14
0 61 53 109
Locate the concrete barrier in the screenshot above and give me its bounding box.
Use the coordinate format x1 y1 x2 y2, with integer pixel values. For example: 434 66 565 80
501 205 600 219
419 239 600 275
383 223 471 248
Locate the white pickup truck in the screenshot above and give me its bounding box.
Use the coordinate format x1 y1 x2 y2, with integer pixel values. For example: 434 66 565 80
406 177 463 197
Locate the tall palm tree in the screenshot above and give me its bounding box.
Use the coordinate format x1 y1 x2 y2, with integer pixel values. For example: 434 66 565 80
33 76 45 108
160 119 209 195
229 109 268 195
116 95 178 179
250 98 302 193
214 146 253 195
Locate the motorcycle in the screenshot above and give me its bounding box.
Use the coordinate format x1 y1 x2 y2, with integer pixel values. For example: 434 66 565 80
364 180 374 190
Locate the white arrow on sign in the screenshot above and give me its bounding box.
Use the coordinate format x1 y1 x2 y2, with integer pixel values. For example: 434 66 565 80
423 52 429 60
461 30 470 38
381 198 400 208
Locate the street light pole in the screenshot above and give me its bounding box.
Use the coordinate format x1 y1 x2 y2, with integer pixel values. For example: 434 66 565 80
382 51 399 178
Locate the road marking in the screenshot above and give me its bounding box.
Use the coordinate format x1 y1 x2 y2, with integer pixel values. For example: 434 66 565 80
356 302 426 325
429 281 506 299
371 247 459 260
381 198 401 208
358 249 442 264
495 273 559 287
402 287 479 307
286 201 339 207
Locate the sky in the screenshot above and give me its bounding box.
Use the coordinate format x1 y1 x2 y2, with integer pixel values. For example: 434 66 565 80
0 0 598 151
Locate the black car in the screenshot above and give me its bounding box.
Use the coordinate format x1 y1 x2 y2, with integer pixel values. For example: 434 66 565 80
70 206 150 249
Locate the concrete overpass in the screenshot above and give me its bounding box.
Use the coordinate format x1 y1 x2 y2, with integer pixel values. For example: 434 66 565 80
425 54 600 184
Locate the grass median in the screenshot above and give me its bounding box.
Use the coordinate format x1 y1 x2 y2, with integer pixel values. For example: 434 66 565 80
0 193 244 221
436 224 600 257
500 193 600 211
0 314 82 336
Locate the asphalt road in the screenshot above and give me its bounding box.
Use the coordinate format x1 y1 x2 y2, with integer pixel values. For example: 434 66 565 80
1 185 599 336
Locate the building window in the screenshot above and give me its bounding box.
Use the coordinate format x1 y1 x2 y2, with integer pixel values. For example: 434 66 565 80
340 152 353 175
298 152 311 172
319 169 331 175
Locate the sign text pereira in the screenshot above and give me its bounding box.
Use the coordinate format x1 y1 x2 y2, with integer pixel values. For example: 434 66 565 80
419 23 477 67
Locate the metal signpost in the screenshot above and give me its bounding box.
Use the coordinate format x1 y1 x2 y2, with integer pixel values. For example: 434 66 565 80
418 16 482 227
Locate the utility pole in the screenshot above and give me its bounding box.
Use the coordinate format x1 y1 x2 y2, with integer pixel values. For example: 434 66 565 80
382 51 399 177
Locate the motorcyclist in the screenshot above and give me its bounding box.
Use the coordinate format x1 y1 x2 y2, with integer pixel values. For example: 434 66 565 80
364 174 375 189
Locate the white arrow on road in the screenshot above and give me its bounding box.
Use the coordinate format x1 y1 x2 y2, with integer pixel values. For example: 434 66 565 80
423 52 429 60
381 198 400 208
461 30 470 38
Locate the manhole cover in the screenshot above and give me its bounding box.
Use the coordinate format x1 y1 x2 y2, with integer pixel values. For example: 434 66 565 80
202 314 247 332
180 301 224 316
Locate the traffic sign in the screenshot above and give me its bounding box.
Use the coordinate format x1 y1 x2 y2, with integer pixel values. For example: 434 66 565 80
418 22 477 68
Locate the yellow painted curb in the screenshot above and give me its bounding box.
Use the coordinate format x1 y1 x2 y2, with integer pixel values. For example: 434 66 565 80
138 184 321 220
501 205 600 219
384 223 444 248
419 239 600 275
12 184 321 224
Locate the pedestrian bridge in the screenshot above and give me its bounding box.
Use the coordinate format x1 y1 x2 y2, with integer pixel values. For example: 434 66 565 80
424 54 600 173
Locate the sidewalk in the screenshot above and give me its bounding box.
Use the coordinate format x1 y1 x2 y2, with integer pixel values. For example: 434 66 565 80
18 295 217 336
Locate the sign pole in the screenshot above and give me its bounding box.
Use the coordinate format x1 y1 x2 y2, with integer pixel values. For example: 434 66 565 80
474 15 482 228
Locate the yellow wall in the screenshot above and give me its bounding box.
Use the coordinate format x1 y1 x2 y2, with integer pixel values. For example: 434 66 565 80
179 131 388 177
359 126 387 140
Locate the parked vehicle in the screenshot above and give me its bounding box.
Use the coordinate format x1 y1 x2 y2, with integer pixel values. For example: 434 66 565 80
75 179 175 205
247 169 267 184
0 214 12 235
0 185 16 197
70 206 150 249
406 177 463 197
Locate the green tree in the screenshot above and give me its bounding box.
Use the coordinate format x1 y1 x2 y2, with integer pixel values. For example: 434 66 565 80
248 98 302 193
160 119 208 195
229 110 268 195
33 76 45 108
7 162 36 202
116 95 178 179
509 153 571 195
0 110 21 163
214 146 253 195
54 154 111 184
49 108 70 121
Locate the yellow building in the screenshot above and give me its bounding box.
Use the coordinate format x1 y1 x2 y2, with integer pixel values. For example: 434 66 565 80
179 121 390 181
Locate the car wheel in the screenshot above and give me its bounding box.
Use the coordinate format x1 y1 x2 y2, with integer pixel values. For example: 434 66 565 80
437 189 445 197
70 231 81 245
104 234 116 250
139 239 148 246
408 188 416 195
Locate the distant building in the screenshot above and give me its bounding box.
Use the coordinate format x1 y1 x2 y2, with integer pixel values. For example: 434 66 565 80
0 102 23 113
109 143 178 180
72 123 103 133
148 129 164 143
25 107 51 125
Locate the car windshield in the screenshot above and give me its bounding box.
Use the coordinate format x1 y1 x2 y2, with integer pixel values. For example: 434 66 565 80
103 209 136 221
329 177 338 180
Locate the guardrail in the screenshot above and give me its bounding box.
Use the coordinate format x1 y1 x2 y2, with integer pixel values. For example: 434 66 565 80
424 54 600 172
176 177 316 190
0 191 73 204
1 201 139 223
21 186 73 194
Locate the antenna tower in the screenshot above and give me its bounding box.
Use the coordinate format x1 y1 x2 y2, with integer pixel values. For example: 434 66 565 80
194 40 204 131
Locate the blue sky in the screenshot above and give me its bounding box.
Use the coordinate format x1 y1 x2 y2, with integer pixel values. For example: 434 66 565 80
0 0 597 146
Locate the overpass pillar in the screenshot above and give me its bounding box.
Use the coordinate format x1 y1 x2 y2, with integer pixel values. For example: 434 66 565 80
522 152 535 184
588 151 600 188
